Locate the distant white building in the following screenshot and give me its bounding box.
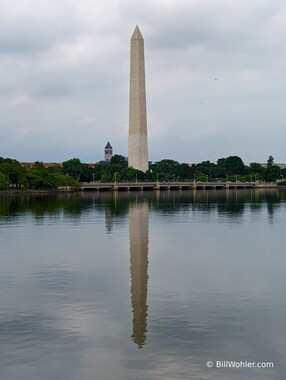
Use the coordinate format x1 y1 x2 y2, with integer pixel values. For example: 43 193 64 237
104 142 113 162
260 163 286 169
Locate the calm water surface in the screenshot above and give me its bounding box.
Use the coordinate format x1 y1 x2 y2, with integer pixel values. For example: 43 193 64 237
0 189 285 380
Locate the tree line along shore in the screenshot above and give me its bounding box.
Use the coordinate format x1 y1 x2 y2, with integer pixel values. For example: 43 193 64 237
0 155 285 190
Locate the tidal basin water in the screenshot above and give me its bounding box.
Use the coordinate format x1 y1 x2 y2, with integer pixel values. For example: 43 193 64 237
0 189 286 380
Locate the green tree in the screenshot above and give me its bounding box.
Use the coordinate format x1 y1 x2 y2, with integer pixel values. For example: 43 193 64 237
150 159 181 181
265 165 281 182
52 172 80 189
218 156 245 175
62 158 84 181
111 155 128 167
179 163 193 180
92 165 104 182
0 158 27 187
267 155 274 167
122 167 144 181
0 172 10 189
196 160 217 178
248 162 264 174
244 163 267 181
26 171 46 189
26 163 56 189
79 164 93 182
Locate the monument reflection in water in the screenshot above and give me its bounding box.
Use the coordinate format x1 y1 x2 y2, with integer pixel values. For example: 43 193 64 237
129 201 149 348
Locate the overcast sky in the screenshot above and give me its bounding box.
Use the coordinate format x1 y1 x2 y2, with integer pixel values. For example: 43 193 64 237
0 0 285 164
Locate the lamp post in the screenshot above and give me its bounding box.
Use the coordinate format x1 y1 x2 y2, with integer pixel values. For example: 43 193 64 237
173 174 175 182
92 173 94 183
156 173 159 182
193 174 196 182
135 173 138 183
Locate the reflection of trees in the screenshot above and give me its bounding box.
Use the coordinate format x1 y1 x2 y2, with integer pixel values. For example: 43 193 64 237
0 189 285 222
0 193 89 221
217 203 245 216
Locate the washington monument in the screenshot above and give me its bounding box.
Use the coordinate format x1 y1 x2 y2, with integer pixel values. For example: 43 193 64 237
128 25 149 172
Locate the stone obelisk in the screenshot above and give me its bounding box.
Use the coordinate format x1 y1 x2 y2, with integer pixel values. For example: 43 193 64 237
128 25 149 172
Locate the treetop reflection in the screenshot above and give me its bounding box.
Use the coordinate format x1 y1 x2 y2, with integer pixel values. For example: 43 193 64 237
0 190 285 223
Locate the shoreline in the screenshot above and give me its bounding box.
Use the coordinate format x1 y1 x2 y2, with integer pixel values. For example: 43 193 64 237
1 185 286 195
0 189 76 195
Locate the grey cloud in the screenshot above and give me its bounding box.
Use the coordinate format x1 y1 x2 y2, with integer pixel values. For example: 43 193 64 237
0 0 286 163
0 1 84 55
121 0 279 52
